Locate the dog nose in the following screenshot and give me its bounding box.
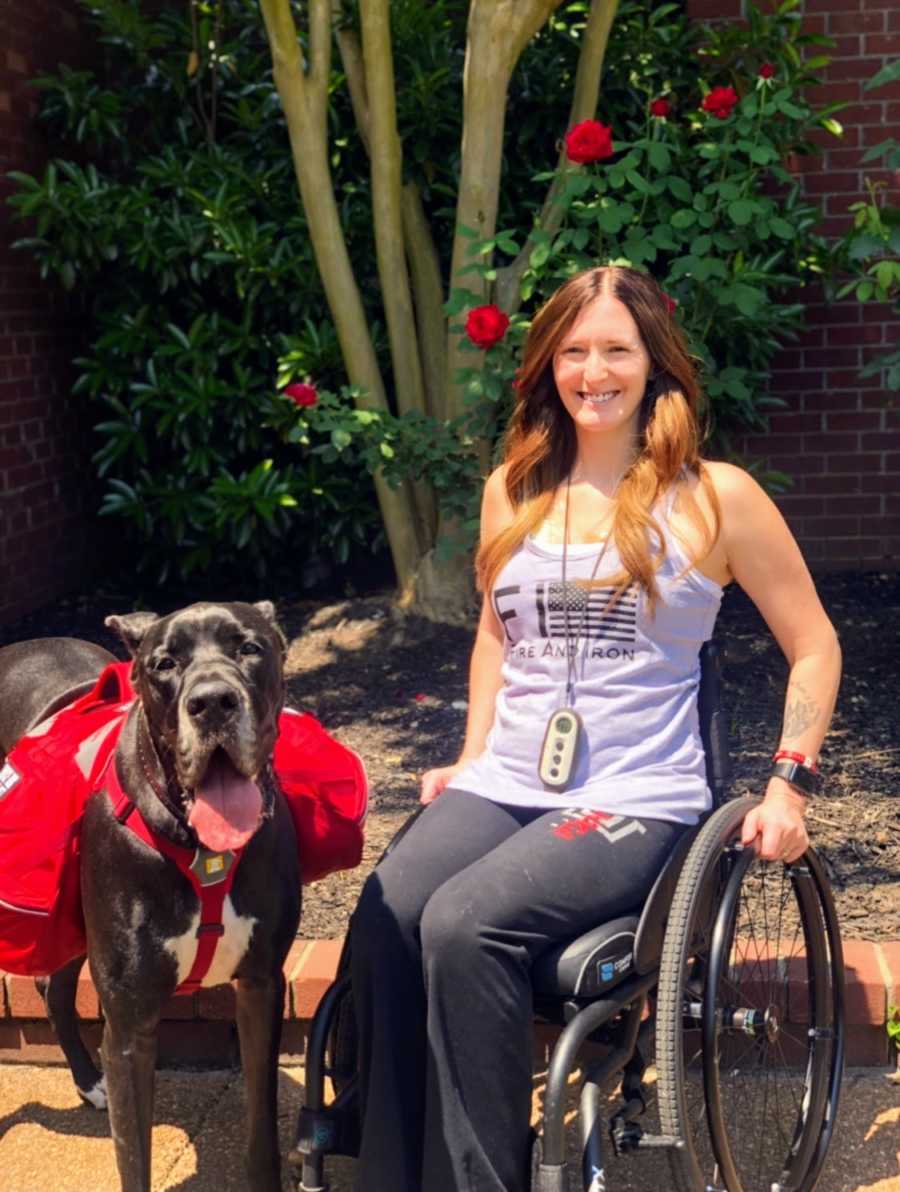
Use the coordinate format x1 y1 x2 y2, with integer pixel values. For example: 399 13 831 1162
185 681 240 725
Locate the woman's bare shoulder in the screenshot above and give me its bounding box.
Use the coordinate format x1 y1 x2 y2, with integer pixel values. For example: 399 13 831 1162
481 464 516 536
696 458 765 498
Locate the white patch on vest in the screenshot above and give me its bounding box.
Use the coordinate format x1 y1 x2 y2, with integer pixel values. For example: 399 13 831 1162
23 711 61 739
74 720 122 780
0 761 21 800
163 896 257 988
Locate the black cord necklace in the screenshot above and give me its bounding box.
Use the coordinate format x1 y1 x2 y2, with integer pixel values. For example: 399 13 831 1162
538 476 614 791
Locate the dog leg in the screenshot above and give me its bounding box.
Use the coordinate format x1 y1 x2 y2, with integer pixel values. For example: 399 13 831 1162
235 973 286 1191
100 1010 159 1192
37 955 108 1108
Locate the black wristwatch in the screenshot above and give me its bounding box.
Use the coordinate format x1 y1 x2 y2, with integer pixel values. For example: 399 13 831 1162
771 758 821 797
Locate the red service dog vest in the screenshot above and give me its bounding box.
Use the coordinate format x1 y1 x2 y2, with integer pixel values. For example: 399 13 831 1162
0 663 367 981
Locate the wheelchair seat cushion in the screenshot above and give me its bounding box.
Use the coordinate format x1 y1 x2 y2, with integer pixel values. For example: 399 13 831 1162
532 914 639 998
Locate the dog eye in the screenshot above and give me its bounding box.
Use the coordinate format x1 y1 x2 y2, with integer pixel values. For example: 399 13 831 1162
239 642 263 656
155 657 176 671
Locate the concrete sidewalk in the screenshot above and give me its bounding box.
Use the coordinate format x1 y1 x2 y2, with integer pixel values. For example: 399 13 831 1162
0 1063 897 1191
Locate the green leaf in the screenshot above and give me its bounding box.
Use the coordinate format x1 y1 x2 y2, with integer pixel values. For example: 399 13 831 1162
750 145 776 164
626 170 651 195
530 242 551 269
769 217 794 240
667 177 692 203
733 284 765 316
331 428 352 451
864 60 900 92
647 142 671 172
167 323 191 350
670 208 697 229
778 100 806 119
690 234 712 256
651 224 678 251
728 200 757 226
597 206 626 234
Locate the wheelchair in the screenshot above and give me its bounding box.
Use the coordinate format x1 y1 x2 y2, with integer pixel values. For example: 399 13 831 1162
291 641 845 1192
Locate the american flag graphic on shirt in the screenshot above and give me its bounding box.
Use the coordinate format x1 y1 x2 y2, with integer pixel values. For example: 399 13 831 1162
536 581 638 643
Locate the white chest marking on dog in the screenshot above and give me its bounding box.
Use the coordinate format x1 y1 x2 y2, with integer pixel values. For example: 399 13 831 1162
164 897 257 988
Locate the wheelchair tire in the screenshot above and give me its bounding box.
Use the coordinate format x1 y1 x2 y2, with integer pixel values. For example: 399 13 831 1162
655 797 844 1192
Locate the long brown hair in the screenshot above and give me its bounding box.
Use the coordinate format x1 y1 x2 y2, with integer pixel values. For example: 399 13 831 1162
476 266 720 612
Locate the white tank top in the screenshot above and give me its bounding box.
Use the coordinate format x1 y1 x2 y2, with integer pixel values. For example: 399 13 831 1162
452 485 724 824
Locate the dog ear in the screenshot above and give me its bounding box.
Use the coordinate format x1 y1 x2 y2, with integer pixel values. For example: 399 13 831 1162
105 611 160 657
253 601 287 655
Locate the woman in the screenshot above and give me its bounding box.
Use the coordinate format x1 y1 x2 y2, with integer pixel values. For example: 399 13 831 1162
350 265 841 1192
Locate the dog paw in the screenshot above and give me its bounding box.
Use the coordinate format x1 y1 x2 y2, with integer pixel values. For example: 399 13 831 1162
77 1075 108 1111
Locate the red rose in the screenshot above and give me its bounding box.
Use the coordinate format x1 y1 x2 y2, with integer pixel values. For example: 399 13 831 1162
662 292 678 315
284 382 318 408
650 98 671 118
702 86 739 120
465 304 510 350
758 63 775 80
564 120 614 164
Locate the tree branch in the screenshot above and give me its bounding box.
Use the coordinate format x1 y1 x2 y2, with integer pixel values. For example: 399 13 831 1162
360 0 426 418
444 0 564 422
309 0 332 86
401 180 446 416
333 11 371 152
334 11 445 418
258 0 423 594
495 0 620 314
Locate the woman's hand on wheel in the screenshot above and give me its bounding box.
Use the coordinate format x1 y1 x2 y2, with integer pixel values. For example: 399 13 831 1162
420 762 467 805
740 780 809 863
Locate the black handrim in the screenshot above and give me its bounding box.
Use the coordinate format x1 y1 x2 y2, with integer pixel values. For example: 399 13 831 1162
702 848 837 1191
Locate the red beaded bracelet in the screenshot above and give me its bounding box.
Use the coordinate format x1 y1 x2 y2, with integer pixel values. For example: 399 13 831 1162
772 749 819 774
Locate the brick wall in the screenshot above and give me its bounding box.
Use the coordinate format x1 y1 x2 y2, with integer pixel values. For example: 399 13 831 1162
0 1 97 623
688 0 900 569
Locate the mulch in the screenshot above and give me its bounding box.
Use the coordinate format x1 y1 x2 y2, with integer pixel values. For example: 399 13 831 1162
0 570 897 942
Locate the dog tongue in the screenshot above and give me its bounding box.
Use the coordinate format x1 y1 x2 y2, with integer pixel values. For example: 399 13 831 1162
188 751 262 852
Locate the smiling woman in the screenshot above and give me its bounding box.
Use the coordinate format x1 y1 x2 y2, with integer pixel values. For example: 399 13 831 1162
346 263 843 1192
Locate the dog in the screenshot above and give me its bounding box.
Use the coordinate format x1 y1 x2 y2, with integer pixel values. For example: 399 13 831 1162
0 601 301 1192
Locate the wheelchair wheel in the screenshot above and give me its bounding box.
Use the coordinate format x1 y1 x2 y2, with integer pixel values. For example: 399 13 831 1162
656 798 844 1192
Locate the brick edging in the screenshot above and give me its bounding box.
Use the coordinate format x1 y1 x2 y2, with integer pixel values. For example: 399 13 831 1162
0 938 896 1067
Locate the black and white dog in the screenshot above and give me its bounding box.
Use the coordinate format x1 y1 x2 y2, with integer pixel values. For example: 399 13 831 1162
0 601 301 1191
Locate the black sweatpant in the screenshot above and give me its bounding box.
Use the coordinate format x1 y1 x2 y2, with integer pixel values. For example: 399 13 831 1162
349 788 687 1192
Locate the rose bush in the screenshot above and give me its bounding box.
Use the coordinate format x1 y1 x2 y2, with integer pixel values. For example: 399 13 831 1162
451 0 845 471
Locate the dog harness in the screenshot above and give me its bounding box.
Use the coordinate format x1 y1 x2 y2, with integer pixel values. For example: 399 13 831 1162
108 767 247 995
0 662 367 980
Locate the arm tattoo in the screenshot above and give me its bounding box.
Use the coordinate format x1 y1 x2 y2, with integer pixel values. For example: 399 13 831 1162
782 680 821 740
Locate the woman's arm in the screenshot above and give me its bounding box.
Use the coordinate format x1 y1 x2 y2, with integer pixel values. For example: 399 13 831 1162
420 466 514 803
706 461 842 861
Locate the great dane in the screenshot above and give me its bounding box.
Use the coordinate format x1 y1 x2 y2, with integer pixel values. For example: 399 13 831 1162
0 601 301 1191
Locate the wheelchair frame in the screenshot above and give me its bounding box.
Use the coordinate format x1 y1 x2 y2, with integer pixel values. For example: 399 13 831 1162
292 641 845 1192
